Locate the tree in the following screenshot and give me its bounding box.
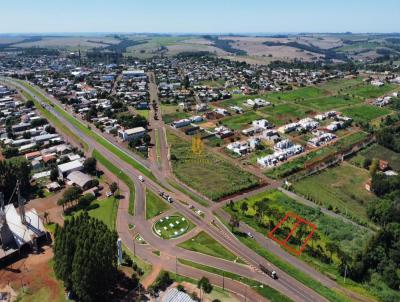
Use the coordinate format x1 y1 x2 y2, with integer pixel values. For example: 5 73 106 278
2 147 18 158
45 125 56 134
197 276 213 301
43 211 49 224
50 167 59 181
229 214 240 232
109 182 118 194
143 134 151 145
83 157 97 175
325 242 339 263
369 158 379 177
240 201 248 214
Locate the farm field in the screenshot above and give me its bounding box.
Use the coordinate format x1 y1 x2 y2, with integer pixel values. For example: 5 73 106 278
178 231 243 263
292 163 376 223
341 104 392 123
349 143 400 171
146 189 171 220
318 77 364 94
167 131 260 200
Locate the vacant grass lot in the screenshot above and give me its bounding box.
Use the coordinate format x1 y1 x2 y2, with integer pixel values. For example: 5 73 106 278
300 96 360 111
350 84 396 99
221 111 263 129
292 163 376 222
66 197 118 230
146 189 171 219
268 87 327 102
167 131 260 200
319 77 364 94
349 143 400 171
178 231 242 262
341 104 391 123
259 103 309 125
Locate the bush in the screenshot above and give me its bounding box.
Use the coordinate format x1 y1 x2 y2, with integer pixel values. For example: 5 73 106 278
79 194 96 207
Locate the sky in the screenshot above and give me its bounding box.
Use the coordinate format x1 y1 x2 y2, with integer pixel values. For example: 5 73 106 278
1 0 399 34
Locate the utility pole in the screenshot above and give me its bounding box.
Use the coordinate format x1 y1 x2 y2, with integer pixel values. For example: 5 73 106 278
222 271 224 291
133 239 136 257
175 257 178 275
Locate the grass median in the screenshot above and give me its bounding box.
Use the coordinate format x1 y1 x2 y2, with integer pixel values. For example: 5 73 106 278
93 149 136 215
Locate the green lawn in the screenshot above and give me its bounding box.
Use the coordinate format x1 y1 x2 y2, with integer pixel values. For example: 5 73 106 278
349 144 400 171
146 189 171 219
221 111 263 130
66 197 118 230
292 163 376 223
341 104 391 123
300 96 361 111
167 131 259 200
178 259 293 302
153 213 194 239
178 231 242 262
318 77 364 94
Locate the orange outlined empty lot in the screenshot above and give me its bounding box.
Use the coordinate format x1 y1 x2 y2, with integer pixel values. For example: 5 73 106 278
268 212 317 256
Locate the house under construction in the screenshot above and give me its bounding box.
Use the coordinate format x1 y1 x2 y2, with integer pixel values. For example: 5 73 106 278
0 183 47 264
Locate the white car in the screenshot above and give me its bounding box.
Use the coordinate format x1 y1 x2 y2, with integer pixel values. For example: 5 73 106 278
106 191 113 197
138 175 144 182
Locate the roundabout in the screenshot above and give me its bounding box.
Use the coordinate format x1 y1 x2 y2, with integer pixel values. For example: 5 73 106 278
152 214 191 239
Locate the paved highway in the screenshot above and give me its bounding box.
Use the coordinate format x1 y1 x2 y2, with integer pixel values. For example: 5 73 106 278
4 78 366 302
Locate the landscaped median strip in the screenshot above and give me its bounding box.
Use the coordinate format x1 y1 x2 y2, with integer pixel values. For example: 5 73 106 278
214 213 353 302
16 80 156 182
178 258 293 302
93 150 135 215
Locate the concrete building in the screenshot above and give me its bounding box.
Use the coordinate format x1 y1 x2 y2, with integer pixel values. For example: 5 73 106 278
118 127 147 141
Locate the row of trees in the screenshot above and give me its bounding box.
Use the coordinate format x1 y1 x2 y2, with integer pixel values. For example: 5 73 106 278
54 213 119 302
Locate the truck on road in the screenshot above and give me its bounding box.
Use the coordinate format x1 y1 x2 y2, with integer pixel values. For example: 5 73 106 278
259 264 278 279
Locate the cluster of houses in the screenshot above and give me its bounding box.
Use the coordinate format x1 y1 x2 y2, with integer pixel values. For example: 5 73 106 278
257 139 304 167
371 92 398 107
0 84 98 195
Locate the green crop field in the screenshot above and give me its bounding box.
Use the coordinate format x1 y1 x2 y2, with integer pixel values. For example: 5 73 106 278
146 189 171 219
167 131 260 200
221 111 263 129
178 231 242 262
292 163 376 223
300 96 361 111
341 104 391 123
